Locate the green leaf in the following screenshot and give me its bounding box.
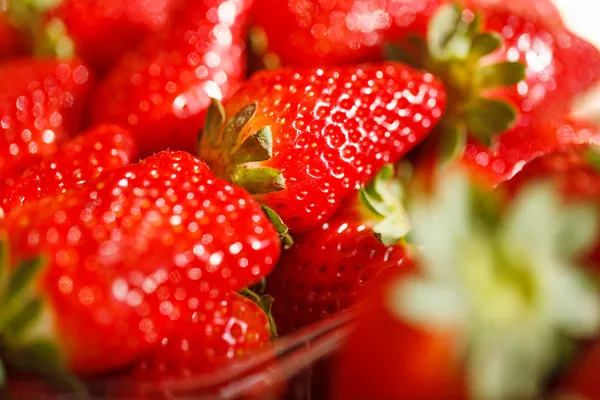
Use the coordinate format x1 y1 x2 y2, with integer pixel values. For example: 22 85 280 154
204 98 226 146
427 3 463 60
373 210 411 246
4 297 43 337
439 121 468 164
470 33 502 60
222 103 258 150
466 98 518 145
359 164 395 217
231 126 274 164
477 62 526 88
3 257 44 305
258 295 278 340
261 205 293 249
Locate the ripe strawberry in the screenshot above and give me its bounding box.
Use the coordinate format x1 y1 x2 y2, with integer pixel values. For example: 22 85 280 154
198 63 446 233
132 291 273 383
250 0 442 68
386 0 600 185
0 58 94 179
91 0 252 156
268 164 413 333
0 124 138 217
45 0 182 73
556 339 600 400
334 165 600 400
0 151 280 383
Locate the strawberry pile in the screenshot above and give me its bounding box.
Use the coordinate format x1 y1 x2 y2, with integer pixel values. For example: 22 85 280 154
0 0 600 398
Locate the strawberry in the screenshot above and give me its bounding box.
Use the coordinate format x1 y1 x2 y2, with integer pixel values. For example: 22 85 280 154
44 0 183 73
386 0 600 185
0 151 280 386
198 63 446 233
0 57 94 179
268 164 413 333
250 0 442 68
132 291 273 385
91 0 252 157
334 165 600 400
0 124 138 217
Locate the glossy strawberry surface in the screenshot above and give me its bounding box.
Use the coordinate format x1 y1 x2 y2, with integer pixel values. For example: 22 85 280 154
133 292 271 381
2 151 280 374
199 63 446 233
0 58 94 179
453 0 600 184
48 0 182 73
91 0 252 156
0 124 139 216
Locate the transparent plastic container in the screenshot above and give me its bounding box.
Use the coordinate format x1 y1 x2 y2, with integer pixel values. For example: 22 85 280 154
8 311 355 400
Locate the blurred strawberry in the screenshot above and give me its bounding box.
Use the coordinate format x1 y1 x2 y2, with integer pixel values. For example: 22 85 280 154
91 0 252 156
250 0 442 68
386 0 600 185
269 164 414 333
0 124 138 216
334 165 600 400
0 57 94 179
198 63 446 233
44 0 183 73
0 151 280 385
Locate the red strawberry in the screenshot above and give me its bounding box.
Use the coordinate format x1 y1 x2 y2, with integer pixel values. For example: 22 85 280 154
0 124 138 216
269 164 413 333
45 0 183 73
0 151 280 384
91 0 252 156
334 165 600 400
384 0 600 186
250 0 442 68
556 339 600 400
0 58 94 179
132 291 272 383
198 63 446 233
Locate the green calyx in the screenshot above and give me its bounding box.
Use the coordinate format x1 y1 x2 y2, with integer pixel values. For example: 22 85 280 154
0 238 86 397
203 99 293 246
239 288 278 341
358 164 411 246
389 167 600 400
203 98 285 195
386 3 526 160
